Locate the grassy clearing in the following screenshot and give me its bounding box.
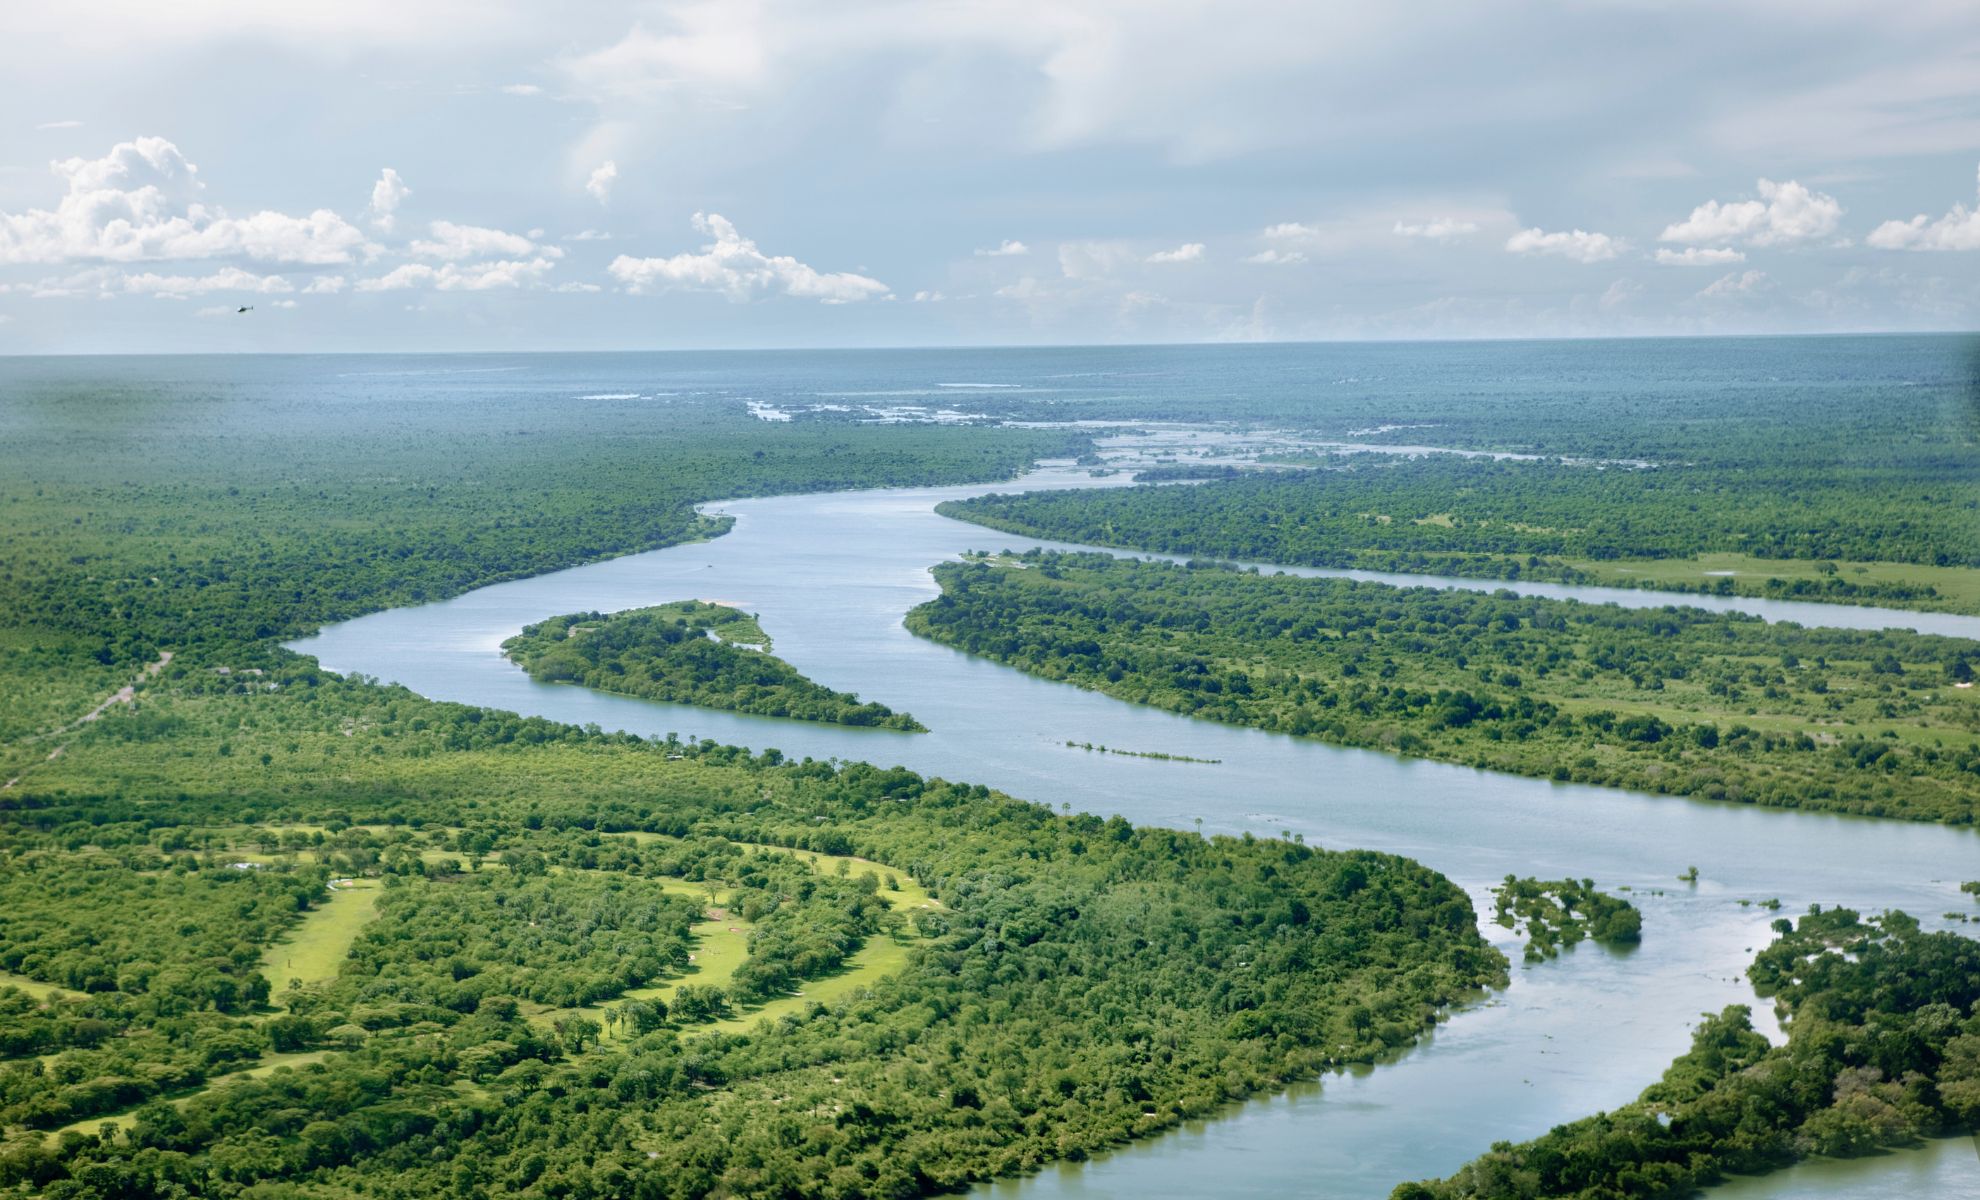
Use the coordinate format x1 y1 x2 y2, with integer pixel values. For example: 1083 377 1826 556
704 931 916 1035
536 841 942 1042
49 1050 332 1139
0 971 85 1003
260 879 382 997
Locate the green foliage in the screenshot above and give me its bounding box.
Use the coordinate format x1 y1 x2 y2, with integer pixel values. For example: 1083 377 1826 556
504 603 924 731
0 856 324 1014
941 448 1980 612
0 667 1504 1196
1491 877 1641 962
906 553 1980 823
0 374 1081 688
1396 907 1980 1198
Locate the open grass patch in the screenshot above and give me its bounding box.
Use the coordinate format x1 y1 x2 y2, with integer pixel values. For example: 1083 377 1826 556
261 879 383 999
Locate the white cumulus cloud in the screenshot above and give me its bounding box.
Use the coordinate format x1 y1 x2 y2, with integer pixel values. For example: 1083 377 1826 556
1654 247 1746 266
1393 218 1480 240
354 258 559 292
368 168 410 232
0 136 371 265
409 220 557 261
585 160 618 204
1698 269 1772 297
1866 164 1980 251
607 212 888 303
120 266 294 298
1145 242 1205 264
1244 248 1307 266
1505 227 1622 263
976 239 1029 257
1660 178 1842 246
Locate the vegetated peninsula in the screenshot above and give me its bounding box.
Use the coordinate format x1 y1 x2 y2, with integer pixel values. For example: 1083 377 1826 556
503 601 926 731
905 552 1980 824
1395 906 1980 1199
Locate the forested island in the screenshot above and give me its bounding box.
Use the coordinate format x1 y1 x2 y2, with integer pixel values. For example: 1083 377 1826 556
503 602 925 731
935 344 1980 615
905 552 1980 823
1396 906 1980 1198
1490 876 1642 961
940 454 1980 614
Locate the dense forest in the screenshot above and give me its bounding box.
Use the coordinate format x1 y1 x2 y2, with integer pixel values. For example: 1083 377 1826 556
3 345 1976 1198
0 662 1503 1197
905 553 1980 823
1396 906 1980 1198
942 449 1980 613
504 603 924 731
932 335 1980 612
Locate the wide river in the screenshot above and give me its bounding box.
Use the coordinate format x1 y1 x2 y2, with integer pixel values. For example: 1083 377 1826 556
292 463 1980 1199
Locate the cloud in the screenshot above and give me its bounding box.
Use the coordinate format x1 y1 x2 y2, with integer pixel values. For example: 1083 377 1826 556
1697 269 1772 297
975 239 1029 257
1655 246 1746 266
500 83 544 96
119 266 294 298
1505 227 1622 263
1866 164 1980 251
585 160 618 204
409 220 556 261
1056 241 1136 280
913 289 943 302
0 136 371 265
368 168 410 232
35 120 83 131
1145 242 1204 264
1660 178 1842 246
565 229 613 242
302 275 347 294
606 212 888 303
1598 278 1643 310
354 257 559 292
557 12 769 103
1393 218 1480 240
1262 222 1319 241
1244 248 1307 266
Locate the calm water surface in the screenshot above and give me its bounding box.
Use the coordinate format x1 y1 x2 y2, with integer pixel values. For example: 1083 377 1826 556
294 464 1980 1200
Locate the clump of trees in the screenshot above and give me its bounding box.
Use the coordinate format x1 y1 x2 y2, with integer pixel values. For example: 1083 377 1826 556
1491 876 1641 961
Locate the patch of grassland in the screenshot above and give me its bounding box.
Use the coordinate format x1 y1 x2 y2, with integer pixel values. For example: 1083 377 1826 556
535 842 942 1043
49 1050 333 1139
1578 553 1980 613
0 971 86 1003
260 879 383 997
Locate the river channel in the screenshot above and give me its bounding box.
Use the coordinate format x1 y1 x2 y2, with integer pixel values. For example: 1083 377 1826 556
291 463 1980 1199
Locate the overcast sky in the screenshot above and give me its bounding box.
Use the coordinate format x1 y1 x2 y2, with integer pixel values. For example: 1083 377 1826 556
1 0 1977 352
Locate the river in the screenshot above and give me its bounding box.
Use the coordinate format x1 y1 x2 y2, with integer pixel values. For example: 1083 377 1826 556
290 462 1980 1199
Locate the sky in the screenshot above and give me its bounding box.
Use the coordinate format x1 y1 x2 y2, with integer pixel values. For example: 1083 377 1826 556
1 0 1977 352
